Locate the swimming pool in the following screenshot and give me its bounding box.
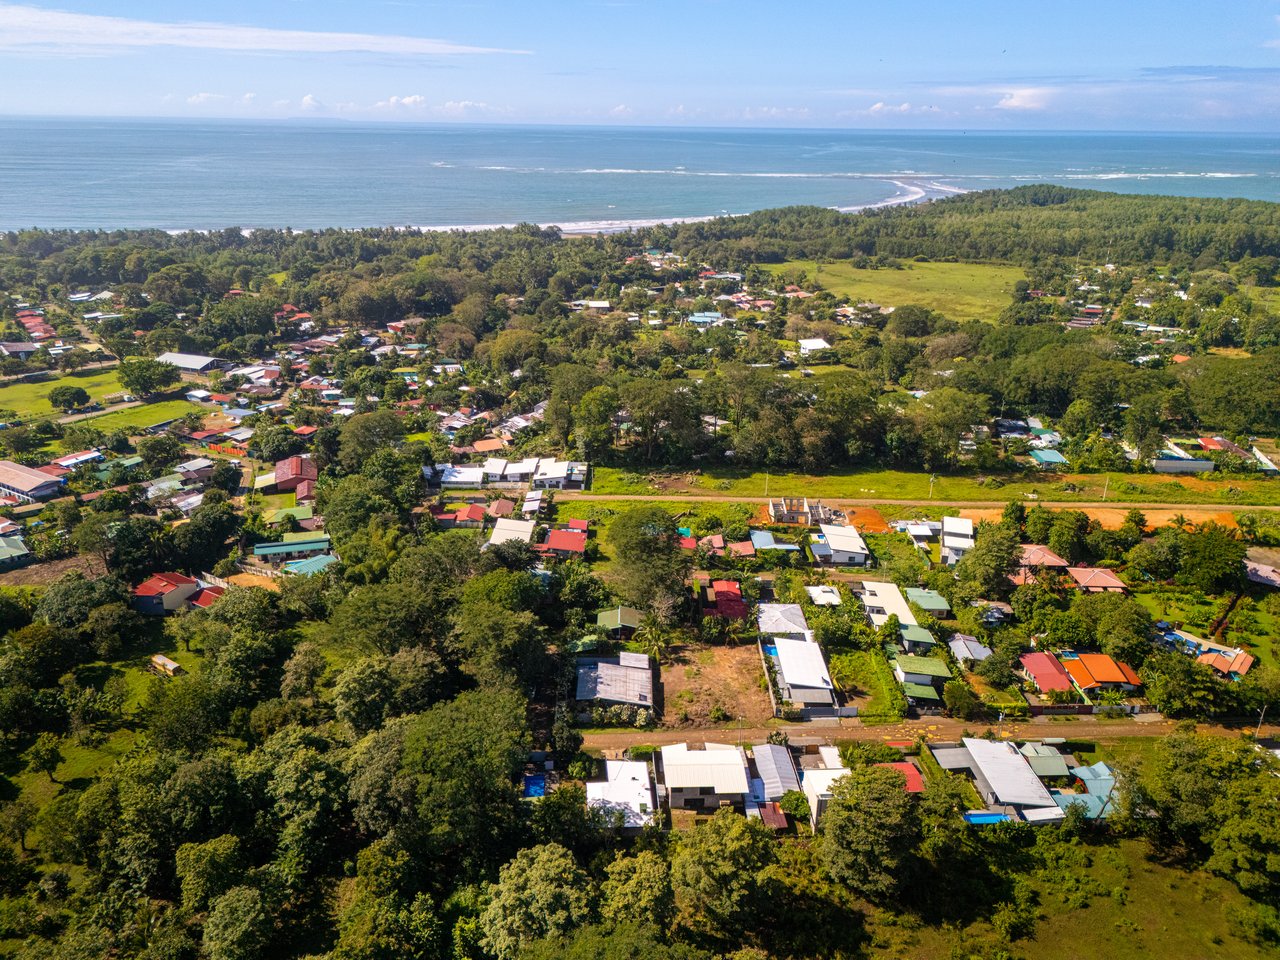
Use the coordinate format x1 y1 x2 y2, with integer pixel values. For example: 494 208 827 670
522 774 547 798
764 645 778 657
964 812 1010 824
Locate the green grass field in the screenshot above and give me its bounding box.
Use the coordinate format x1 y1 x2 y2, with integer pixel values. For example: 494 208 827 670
766 259 1026 322
0 368 123 420
76 399 204 433
1132 587 1280 670
589 465 1280 506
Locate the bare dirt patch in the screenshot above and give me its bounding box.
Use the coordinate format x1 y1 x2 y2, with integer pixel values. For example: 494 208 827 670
226 572 281 592
958 506 1238 530
838 506 891 533
660 643 775 728
0 554 105 586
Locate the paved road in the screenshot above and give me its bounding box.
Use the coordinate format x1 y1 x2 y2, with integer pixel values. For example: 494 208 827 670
58 398 142 424
582 715 1277 753
560 491 1280 511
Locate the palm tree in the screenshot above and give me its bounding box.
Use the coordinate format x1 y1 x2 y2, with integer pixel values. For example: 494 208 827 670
1170 513 1189 532
633 617 673 665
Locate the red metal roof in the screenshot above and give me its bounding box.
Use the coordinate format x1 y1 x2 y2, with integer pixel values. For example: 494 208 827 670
1020 652 1073 692
189 586 225 608
543 529 587 554
875 761 926 793
274 455 318 484
134 572 197 597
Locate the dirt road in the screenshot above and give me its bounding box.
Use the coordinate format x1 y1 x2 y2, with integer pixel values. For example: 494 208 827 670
582 714 1277 752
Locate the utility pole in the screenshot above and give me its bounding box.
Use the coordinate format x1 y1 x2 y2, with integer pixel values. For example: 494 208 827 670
1257 703 1268 740
1102 475 1110 502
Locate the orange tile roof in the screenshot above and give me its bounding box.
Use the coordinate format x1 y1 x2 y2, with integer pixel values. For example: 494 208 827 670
1064 653 1141 689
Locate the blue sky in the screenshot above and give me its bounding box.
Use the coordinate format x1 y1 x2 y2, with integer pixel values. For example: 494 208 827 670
3 1 1280 129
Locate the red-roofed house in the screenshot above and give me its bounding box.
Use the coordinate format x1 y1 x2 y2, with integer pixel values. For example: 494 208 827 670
1196 650 1255 681
133 573 199 615
706 579 749 621
487 498 516 518
1062 653 1142 692
874 761 926 793
452 503 487 528
566 518 589 532
539 528 587 559
189 586 225 609
274 455 318 492
1066 567 1127 593
1011 543 1069 585
294 479 316 504
292 425 318 437
1020 652 1074 693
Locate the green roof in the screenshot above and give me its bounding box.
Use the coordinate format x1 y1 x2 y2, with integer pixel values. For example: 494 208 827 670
905 587 951 613
901 682 941 701
282 554 338 575
254 537 330 557
282 531 330 544
0 536 29 561
596 606 643 630
898 623 937 646
894 654 952 678
95 455 143 479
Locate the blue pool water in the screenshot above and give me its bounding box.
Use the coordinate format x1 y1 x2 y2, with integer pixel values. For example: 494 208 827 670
964 812 1011 825
522 774 546 798
764 645 778 657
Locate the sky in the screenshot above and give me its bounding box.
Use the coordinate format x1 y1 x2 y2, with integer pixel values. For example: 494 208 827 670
3 1 1280 129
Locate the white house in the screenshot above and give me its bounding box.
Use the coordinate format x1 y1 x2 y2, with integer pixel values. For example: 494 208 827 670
940 516 975 565
811 523 869 566
861 581 917 630
486 518 536 548
661 743 750 811
797 337 831 357
155 351 225 374
587 760 656 830
803 767 850 828
772 637 836 708
756 603 811 640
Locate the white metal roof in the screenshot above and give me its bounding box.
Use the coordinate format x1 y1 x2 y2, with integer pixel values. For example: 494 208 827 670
942 516 974 538
818 523 868 555
155 351 221 371
487 518 535 546
773 637 833 692
757 603 809 636
661 743 749 793
587 760 655 828
962 737 1057 807
805 585 842 606
752 744 800 800
802 767 849 802
860 581 917 628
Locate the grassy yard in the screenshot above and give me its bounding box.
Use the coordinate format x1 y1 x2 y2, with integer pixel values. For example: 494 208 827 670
765 259 1026 323
1133 587 1280 670
589 465 1280 506
829 650 905 721
77 399 204 433
0 368 123 420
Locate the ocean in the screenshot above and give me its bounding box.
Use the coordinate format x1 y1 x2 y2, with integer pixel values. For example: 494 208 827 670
1 118 1279 232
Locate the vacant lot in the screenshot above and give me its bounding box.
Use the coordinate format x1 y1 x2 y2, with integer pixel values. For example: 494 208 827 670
0 554 104 585
766 259 1026 322
78 399 204 433
588 466 1280 507
660 644 774 727
0 368 123 420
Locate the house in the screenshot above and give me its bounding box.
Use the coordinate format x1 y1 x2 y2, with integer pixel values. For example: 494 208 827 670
904 587 951 618
768 497 836 525
449 504 487 529
282 554 339 576
810 524 869 566
273 455 318 492
1061 653 1141 693
0 535 31 570
874 761 926 793
576 653 655 709
797 337 831 357
1019 742 1070 779
949 635 993 664
751 744 800 802
538 528 587 559
706 580 750 621
587 760 656 830
486 518 536 548
149 654 186 678
897 623 937 654
892 654 952 687
253 534 332 565
748 530 800 553
805 585 842 606
661 743 750 811
1020 652 1074 693
756 603 810 640
1066 567 1126 593
0 460 65 502
939 516 975 565
802 767 849 828
189 586 225 609
1054 761 1117 819
51 450 104 471
132 573 199 615
861 581 916 630
1245 560 1280 590
154 351 226 374
596 606 643 637
771 637 836 709
1012 544 1069 584
940 738 1061 816
1196 650 1256 681
531 458 590 490
1030 449 1069 470
428 464 485 489
487 498 517 519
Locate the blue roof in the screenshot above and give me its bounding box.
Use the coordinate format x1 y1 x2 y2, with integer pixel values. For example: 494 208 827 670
749 529 799 551
283 554 338 575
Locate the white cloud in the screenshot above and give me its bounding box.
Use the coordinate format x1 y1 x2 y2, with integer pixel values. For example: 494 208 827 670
993 87 1053 110
186 92 226 104
0 3 530 56
438 99 492 116
865 101 941 115
239 92 256 104
300 94 324 112
374 94 430 110
609 103 633 117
